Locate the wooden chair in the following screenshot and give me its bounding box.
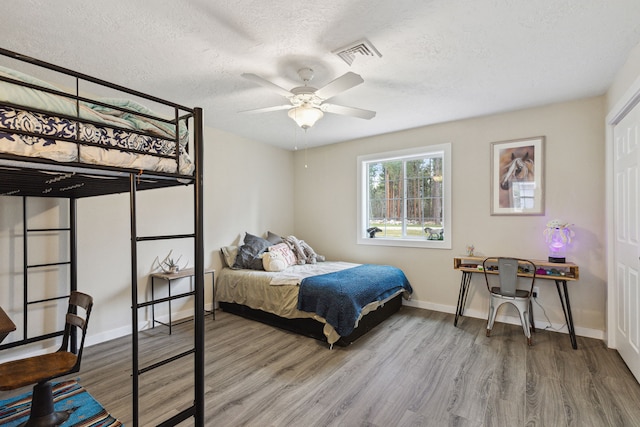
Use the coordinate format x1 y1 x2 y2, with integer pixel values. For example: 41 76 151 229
0 291 93 426
483 257 536 345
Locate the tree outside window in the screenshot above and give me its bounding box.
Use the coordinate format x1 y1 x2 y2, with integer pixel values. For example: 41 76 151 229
357 144 451 248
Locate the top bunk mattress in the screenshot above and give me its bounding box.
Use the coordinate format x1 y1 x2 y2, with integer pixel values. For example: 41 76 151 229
0 64 194 176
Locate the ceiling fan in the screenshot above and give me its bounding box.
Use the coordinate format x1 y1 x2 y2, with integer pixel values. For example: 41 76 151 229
241 68 376 129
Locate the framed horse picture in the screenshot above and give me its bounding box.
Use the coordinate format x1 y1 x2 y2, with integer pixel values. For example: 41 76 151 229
490 136 545 215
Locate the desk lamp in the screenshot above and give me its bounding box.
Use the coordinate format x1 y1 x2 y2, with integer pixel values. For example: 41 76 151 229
544 219 574 263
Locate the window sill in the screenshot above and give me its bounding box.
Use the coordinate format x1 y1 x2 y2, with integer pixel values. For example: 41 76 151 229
356 237 451 249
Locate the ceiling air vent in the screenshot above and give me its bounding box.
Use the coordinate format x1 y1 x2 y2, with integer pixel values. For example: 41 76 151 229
332 38 382 66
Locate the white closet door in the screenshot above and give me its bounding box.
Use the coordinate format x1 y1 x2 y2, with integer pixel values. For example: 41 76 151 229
613 103 640 383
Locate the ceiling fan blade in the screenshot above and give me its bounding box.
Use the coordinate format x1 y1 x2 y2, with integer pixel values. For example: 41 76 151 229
241 73 292 97
322 103 376 119
239 104 293 114
314 72 364 100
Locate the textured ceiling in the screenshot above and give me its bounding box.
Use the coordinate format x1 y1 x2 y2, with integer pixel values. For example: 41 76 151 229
2 1 640 149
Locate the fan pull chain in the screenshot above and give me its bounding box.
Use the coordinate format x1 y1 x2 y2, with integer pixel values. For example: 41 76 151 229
304 129 308 169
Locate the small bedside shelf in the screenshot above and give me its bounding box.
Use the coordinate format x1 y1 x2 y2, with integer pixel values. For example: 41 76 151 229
150 268 215 334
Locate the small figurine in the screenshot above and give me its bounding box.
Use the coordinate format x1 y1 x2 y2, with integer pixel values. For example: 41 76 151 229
466 244 475 257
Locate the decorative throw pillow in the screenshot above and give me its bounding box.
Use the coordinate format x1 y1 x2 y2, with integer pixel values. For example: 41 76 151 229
262 251 287 272
233 232 272 270
220 245 238 269
268 242 297 267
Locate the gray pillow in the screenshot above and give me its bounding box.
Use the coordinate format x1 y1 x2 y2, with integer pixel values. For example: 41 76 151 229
233 232 272 270
266 231 283 245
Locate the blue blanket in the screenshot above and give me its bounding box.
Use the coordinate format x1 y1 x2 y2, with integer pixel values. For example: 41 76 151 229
297 264 413 337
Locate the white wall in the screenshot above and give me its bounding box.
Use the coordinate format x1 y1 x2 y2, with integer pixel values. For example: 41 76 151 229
293 96 606 338
0 125 294 361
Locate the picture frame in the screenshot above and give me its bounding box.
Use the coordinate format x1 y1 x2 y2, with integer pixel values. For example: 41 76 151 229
490 136 545 215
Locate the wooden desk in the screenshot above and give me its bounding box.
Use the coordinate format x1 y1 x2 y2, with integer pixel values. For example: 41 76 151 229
453 256 580 349
0 306 16 344
150 268 215 334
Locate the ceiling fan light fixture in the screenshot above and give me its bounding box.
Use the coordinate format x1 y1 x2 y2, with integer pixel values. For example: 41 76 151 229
288 105 323 129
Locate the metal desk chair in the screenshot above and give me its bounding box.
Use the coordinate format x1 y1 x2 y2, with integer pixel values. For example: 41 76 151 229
0 291 93 426
483 257 536 345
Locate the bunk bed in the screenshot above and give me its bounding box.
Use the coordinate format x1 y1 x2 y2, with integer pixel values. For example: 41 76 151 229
0 48 205 426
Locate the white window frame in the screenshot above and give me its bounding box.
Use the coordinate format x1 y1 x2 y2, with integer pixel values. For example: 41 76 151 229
357 143 452 249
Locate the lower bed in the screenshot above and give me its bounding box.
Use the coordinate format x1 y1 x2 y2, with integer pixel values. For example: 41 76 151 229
216 262 413 346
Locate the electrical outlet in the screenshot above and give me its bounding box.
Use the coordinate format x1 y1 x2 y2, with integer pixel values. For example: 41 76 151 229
533 286 540 298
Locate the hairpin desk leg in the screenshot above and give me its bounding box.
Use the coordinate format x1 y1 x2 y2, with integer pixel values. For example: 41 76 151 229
555 279 577 349
454 271 472 326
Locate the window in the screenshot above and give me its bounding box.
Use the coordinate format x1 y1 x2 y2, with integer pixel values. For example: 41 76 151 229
357 143 451 248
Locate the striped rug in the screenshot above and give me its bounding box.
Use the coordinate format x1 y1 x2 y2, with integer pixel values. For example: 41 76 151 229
0 379 122 426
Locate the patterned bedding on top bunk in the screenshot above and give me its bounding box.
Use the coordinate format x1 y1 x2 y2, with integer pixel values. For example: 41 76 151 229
0 65 194 175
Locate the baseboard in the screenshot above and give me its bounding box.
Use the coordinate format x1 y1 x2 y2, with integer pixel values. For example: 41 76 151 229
0 302 216 363
89 300 605 350
402 299 605 341
84 300 215 348
4 298 601 363
85 324 132 348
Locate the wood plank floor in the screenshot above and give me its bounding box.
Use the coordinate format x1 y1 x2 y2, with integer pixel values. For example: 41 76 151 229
5 307 640 426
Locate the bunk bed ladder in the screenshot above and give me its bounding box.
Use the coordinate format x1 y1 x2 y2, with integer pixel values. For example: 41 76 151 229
0 196 77 351
129 108 204 427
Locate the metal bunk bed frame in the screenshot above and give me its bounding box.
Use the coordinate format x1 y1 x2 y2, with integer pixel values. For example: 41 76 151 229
0 48 205 426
